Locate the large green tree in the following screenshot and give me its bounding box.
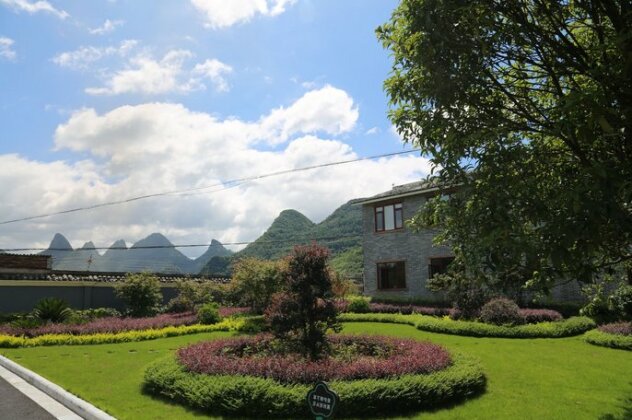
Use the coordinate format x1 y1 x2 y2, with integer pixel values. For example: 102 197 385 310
378 0 632 295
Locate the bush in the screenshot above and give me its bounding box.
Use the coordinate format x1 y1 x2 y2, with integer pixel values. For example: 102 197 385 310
346 296 371 313
33 297 73 323
585 327 632 351
67 307 122 324
427 272 488 320
197 303 221 325
177 335 451 383
339 313 596 338
598 322 632 336
231 258 286 313
166 281 217 313
479 298 523 326
608 284 632 321
143 352 485 418
519 308 563 324
115 273 163 317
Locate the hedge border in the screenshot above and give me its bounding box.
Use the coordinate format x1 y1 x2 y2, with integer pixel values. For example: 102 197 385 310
143 351 486 418
0 318 244 348
339 313 596 338
584 330 632 351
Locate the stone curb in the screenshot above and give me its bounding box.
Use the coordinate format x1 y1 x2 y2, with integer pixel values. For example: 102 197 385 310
0 355 116 420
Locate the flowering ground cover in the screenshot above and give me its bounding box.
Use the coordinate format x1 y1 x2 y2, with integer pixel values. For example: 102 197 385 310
0 322 630 419
177 334 451 383
0 307 249 338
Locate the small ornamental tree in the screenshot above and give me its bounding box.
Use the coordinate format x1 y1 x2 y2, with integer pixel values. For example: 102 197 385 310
264 244 341 360
231 258 286 313
115 272 162 317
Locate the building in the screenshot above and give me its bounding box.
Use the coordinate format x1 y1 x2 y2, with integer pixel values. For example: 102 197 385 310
359 181 453 302
0 253 52 274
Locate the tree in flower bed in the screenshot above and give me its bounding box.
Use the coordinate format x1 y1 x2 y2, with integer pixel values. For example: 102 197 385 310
264 244 340 359
177 334 451 383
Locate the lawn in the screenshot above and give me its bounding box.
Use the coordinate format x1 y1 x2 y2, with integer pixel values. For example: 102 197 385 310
1 323 631 419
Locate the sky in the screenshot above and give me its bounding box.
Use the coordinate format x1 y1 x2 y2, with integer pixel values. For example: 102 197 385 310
0 0 432 257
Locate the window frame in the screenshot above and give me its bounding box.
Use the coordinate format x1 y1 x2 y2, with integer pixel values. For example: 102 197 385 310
374 201 404 233
376 260 407 291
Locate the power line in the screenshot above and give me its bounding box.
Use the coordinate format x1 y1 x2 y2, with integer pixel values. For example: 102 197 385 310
0 149 421 226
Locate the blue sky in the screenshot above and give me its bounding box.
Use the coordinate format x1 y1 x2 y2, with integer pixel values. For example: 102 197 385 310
0 0 432 255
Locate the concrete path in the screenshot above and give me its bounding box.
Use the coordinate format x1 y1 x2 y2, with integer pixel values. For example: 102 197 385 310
0 364 82 420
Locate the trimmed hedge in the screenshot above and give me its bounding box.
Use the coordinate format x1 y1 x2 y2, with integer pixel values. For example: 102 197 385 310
0 318 244 348
584 330 632 351
339 313 596 338
143 351 485 418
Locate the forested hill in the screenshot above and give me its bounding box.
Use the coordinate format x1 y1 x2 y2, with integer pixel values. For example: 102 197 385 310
201 199 364 278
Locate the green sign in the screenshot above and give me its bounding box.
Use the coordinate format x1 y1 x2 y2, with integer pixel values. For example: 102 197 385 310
307 381 338 419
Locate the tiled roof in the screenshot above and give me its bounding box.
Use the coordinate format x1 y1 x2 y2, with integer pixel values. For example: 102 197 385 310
0 271 230 283
359 179 442 204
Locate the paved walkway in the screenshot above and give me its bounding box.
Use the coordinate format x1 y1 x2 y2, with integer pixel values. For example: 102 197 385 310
0 365 81 420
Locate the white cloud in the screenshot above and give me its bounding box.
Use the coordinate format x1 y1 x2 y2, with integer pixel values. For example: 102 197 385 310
66 46 233 96
89 19 124 35
191 0 296 29
0 37 16 61
365 126 379 135
258 85 359 144
52 40 138 70
0 0 68 19
192 59 233 92
85 50 199 96
0 88 431 254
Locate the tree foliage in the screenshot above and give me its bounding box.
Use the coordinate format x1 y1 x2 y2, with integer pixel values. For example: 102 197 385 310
264 244 341 360
231 257 287 313
115 272 163 317
378 0 632 293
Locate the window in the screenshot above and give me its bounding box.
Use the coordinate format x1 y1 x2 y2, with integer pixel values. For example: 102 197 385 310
375 203 403 232
377 261 406 290
428 257 454 279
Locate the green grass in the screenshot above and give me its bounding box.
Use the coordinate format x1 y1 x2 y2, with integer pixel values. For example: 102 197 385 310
1 323 631 419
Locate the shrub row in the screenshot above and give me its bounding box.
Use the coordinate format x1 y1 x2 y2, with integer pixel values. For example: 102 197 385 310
584 329 632 351
0 318 243 348
339 313 595 338
143 351 485 418
177 334 451 383
337 300 562 323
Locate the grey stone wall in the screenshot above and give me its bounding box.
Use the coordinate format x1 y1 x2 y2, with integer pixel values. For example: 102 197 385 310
362 194 451 302
0 282 179 314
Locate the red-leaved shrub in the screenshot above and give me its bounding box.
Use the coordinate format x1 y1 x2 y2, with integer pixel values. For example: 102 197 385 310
598 322 632 336
177 334 451 384
519 308 563 324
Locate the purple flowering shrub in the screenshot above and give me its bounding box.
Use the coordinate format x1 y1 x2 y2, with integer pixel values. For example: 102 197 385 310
598 322 632 336
177 334 452 384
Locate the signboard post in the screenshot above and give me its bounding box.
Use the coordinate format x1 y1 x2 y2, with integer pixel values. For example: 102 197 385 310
307 381 338 419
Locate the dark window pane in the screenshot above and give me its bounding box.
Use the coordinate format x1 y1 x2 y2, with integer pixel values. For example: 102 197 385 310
428 257 454 279
394 207 403 229
377 261 406 289
375 207 384 231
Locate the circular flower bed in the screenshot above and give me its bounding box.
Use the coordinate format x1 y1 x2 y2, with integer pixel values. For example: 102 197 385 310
178 334 451 383
144 334 486 417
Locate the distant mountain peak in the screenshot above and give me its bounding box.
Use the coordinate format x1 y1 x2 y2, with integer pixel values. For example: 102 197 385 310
81 241 96 250
133 232 173 248
49 233 72 250
109 239 127 250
